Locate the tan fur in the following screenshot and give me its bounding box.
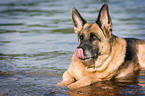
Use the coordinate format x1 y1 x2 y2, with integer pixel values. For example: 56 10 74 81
58 4 145 89
137 44 145 67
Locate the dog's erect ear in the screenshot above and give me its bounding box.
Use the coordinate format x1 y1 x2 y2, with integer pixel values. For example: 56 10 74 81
96 4 112 37
72 8 87 34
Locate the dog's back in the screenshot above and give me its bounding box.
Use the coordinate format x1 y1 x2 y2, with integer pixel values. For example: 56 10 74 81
125 38 145 67
115 38 145 78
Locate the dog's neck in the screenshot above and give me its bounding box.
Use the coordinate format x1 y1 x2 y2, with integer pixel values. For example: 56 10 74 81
82 59 96 68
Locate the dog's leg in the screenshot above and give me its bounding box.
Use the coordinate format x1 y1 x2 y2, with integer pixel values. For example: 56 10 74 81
67 76 101 89
58 71 75 87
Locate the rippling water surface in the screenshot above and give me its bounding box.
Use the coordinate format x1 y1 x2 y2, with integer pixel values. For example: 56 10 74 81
0 0 145 95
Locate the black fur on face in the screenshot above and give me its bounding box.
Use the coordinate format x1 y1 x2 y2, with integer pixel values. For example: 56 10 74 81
77 32 100 61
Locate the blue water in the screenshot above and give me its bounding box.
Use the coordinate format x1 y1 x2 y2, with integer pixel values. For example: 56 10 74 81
0 0 145 95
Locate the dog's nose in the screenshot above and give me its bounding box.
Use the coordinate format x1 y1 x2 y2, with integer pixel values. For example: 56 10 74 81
76 48 85 59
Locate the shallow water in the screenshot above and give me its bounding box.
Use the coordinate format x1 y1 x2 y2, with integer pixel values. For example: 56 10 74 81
0 0 145 95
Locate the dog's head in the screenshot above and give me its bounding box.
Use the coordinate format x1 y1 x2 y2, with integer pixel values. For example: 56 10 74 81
72 4 113 62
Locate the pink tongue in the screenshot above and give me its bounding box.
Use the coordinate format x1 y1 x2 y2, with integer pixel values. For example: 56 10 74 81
76 48 85 59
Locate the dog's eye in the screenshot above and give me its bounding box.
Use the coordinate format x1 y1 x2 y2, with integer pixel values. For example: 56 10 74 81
92 36 97 39
90 34 97 40
90 33 100 41
80 35 84 40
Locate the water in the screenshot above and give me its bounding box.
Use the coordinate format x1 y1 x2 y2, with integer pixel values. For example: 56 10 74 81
0 0 145 95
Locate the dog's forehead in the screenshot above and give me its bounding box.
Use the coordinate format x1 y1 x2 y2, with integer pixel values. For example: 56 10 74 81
81 23 103 36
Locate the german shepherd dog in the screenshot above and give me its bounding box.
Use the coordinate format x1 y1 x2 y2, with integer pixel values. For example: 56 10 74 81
58 4 145 89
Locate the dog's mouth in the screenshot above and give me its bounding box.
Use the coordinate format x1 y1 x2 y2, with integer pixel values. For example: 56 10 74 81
76 48 93 62
79 57 92 62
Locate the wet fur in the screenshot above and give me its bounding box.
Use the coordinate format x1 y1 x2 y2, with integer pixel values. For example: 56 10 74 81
58 4 145 89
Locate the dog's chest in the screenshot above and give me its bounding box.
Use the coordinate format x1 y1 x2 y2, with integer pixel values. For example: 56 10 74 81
70 64 92 80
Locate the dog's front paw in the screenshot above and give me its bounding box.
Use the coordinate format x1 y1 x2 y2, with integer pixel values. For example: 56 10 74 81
58 82 65 87
86 67 96 73
67 84 77 89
